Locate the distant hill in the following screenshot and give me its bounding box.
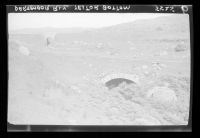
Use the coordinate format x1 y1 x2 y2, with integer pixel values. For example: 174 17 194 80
9 14 190 42
98 14 189 33
9 27 90 34
56 14 190 42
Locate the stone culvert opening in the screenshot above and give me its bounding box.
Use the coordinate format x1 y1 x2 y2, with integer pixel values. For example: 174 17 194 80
105 78 136 90
101 73 140 100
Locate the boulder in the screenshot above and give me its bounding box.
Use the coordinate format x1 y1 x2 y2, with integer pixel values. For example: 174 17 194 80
18 46 30 56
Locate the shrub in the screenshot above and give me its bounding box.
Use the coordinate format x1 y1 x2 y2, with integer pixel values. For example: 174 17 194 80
174 43 187 52
156 27 163 31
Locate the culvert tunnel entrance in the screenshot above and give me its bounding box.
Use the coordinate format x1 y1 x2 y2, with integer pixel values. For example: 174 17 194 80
105 78 136 90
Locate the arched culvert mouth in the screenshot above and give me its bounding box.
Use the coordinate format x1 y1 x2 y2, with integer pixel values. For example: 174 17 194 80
105 78 136 90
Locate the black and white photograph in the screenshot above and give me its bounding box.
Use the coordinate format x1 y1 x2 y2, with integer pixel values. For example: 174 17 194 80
7 5 191 128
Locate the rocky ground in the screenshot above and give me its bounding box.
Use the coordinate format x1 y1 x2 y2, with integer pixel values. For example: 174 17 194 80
8 15 191 126
8 39 190 125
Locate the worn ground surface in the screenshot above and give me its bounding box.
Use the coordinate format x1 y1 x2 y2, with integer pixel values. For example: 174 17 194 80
8 14 191 125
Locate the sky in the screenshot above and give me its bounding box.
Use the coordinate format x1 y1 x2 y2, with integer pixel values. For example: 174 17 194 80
8 13 171 31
